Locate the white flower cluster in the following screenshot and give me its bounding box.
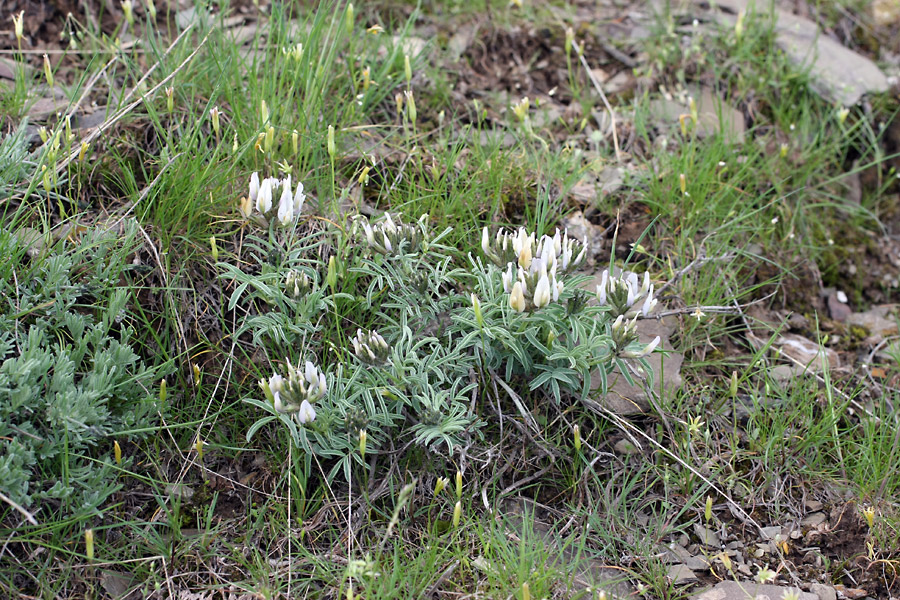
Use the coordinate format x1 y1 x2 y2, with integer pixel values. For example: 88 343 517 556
240 172 306 226
595 269 657 318
351 328 390 366
264 359 327 424
482 226 587 312
610 314 660 358
360 213 428 254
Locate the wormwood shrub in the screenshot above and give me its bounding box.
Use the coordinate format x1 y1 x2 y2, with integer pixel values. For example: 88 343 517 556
0 223 171 516
223 187 661 482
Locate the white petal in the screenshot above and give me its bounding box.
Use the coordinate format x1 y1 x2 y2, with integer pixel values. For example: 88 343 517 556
297 400 316 424
257 178 273 214
277 182 294 226
249 172 260 202
293 181 305 214
533 273 551 308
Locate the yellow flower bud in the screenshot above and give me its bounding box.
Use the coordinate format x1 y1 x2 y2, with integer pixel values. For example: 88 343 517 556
12 11 24 42
573 424 581 452
85 529 94 562
404 54 412 85
193 363 201 386
43 54 53 88
327 125 335 158
679 173 687 195
455 470 462 499
292 129 299 155
114 440 122 465
345 3 354 35
210 236 218 261
521 582 530 600
160 378 167 404
209 106 221 136
452 500 461 527
359 430 367 459
434 477 448 497
146 0 157 20
121 0 134 25
705 495 713 522
264 126 274 152
165 86 174 112
78 141 89 162
404 90 416 124
260 99 269 124
195 437 204 461
471 294 483 327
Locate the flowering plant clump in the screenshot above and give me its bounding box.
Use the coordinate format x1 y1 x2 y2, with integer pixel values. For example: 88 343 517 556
482 226 587 311
351 328 391 366
223 207 665 483
239 171 306 226
360 212 429 254
262 358 327 424
595 269 658 317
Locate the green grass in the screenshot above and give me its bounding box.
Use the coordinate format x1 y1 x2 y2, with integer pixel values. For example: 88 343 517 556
2 0 900 597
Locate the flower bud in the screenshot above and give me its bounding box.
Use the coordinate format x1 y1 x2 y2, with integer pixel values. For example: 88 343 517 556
705 495 713 522
434 477 448 497
521 583 530 600
455 470 463 499
121 0 134 25
146 0 157 20
165 86 174 112
160 378 167 404
194 437 204 460
471 294 483 327
209 106 221 136
38 127 49 144
452 501 461 527
292 129 299 155
404 90 417 124
85 529 94 562
210 236 218 261
12 11 24 42
359 430 367 459
326 255 337 289
264 126 274 152
327 124 335 158
260 99 269 124
573 424 581 452
43 54 53 88
114 440 122 465
564 27 574 54
78 141 89 162
509 281 526 312
837 107 849 125
729 371 738 398
679 173 687 195
345 3 354 35
404 54 412 85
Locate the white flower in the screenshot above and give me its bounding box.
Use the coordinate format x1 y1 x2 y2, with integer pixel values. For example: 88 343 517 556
481 227 491 257
691 307 706 320
509 281 526 312
297 399 317 424
257 177 273 214
501 263 514 293
596 270 609 305
277 175 294 226
641 284 657 316
293 180 305 215
363 222 375 246
533 271 551 308
249 172 260 202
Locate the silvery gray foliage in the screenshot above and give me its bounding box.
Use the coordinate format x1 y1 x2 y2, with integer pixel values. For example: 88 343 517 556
0 224 171 512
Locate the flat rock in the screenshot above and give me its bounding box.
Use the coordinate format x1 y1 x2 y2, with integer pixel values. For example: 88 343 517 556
773 333 840 372
809 583 837 600
693 523 721 547
691 581 818 600
648 86 745 142
668 564 698 584
704 0 888 106
846 305 898 344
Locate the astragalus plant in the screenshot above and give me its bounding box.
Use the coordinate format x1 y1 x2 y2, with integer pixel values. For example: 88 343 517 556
221 196 661 481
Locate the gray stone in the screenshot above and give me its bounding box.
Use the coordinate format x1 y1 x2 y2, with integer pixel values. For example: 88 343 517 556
704 0 888 106
809 583 837 600
693 523 721 548
759 526 781 540
691 580 818 600
847 305 899 344
648 87 745 142
613 438 641 455
801 512 827 528
773 333 840 372
668 564 698 584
